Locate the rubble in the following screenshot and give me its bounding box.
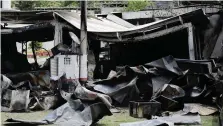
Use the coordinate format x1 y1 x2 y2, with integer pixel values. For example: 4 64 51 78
2 54 223 125
91 55 222 124
6 100 112 126
10 90 30 111
4 74 113 126
129 101 161 119
183 103 218 116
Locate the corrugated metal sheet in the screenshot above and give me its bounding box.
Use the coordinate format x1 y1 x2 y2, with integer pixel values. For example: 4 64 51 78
1 9 208 42
54 11 129 32
55 11 166 33
0 23 32 28
54 9 208 39
1 9 207 34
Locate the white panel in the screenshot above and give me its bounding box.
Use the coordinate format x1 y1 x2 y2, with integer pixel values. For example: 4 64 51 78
52 55 80 79
80 54 87 80
58 55 65 77
2 1 11 9
188 26 195 60
54 22 63 46
50 57 58 76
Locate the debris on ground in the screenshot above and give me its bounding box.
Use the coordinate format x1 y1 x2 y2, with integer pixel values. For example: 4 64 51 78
2 54 223 125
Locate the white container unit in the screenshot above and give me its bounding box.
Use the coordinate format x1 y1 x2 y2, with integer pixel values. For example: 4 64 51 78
50 55 80 79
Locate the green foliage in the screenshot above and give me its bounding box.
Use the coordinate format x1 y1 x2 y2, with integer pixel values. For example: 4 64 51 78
87 1 100 8
11 0 153 11
63 1 78 7
12 1 39 10
11 0 78 10
125 0 152 12
28 42 43 51
37 1 78 8
37 1 64 8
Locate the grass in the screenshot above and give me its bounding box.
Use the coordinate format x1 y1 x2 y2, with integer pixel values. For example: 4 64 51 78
96 109 144 126
96 109 220 126
201 115 220 126
1 108 220 126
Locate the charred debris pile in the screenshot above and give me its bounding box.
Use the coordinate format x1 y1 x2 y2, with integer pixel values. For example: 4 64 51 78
1 56 223 126
2 55 223 125
1 9 223 126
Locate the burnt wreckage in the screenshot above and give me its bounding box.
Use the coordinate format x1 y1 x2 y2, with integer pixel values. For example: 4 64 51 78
1 8 223 126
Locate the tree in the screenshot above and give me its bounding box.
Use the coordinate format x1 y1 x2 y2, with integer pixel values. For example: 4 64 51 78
63 1 78 7
28 41 43 51
11 0 78 10
125 0 153 12
12 1 39 10
37 1 64 8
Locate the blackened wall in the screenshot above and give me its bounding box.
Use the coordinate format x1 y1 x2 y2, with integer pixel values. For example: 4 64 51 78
110 29 189 66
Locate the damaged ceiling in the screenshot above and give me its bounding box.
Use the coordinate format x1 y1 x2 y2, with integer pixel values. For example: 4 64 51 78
1 9 209 42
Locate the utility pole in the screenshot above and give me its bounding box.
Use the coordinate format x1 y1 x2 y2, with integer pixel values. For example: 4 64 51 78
79 0 88 84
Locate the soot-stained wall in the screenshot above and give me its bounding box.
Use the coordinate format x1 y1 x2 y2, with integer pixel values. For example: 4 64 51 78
110 29 189 66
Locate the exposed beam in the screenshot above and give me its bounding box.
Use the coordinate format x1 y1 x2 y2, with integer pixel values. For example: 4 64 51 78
97 23 193 42
1 11 54 24
122 5 221 19
97 23 196 60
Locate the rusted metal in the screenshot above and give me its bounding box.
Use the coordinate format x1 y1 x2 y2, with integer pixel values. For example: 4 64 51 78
9 90 30 111
129 101 161 119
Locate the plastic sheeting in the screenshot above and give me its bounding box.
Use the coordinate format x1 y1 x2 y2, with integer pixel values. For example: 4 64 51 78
120 113 201 126
6 100 112 126
5 74 113 126
93 56 183 104
183 103 218 115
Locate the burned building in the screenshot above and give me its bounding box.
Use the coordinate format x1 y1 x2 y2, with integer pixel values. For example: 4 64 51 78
1 6 223 126
1 8 223 78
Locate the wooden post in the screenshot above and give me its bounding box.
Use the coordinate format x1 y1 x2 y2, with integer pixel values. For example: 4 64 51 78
31 42 38 68
54 21 62 46
188 25 195 60
80 0 88 83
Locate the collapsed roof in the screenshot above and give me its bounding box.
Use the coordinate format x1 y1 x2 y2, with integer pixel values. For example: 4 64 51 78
1 9 209 43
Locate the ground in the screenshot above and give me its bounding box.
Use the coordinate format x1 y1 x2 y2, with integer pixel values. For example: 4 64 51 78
1 108 220 126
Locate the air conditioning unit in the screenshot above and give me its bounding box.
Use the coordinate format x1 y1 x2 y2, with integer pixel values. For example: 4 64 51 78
50 55 80 79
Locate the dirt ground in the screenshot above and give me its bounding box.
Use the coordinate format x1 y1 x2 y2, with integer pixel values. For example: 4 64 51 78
1 108 220 126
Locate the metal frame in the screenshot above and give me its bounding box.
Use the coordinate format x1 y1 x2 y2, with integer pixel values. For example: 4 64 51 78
122 5 221 19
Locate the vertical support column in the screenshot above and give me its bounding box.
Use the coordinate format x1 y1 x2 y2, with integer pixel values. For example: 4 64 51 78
26 42 28 56
80 0 88 83
188 25 195 60
91 40 100 79
22 42 24 53
31 42 38 68
54 21 63 46
22 42 27 55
